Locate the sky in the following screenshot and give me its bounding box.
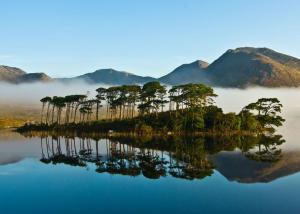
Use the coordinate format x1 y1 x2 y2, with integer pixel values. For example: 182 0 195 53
0 0 299 78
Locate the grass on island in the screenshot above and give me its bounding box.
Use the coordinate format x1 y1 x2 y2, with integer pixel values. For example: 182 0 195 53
0 103 40 129
0 118 26 129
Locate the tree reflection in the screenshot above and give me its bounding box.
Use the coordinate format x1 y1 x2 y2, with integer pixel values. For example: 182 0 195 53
39 134 86 167
244 134 285 162
29 131 286 180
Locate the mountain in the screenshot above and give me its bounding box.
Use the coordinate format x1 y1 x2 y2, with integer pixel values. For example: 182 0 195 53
0 65 52 83
159 47 300 87
73 68 156 85
0 65 26 83
17 73 52 83
159 60 210 85
2 47 300 87
206 47 300 87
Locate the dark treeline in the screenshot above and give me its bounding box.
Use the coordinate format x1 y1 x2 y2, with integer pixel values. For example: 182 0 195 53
22 132 285 180
22 82 285 134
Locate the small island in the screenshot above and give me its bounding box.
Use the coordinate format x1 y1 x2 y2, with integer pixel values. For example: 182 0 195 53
18 82 285 135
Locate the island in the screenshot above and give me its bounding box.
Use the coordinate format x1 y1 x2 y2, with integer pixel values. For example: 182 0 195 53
18 82 285 135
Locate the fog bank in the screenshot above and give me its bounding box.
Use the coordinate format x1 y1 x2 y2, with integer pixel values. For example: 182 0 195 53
0 81 107 105
1 83 300 109
1 82 300 116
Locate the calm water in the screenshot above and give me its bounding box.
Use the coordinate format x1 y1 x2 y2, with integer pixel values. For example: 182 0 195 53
1 88 300 214
0 131 299 214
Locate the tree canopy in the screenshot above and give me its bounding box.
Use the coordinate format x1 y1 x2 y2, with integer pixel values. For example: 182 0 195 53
34 82 285 135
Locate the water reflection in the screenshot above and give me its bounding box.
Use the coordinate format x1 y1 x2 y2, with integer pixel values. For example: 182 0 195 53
21 132 287 181
244 135 285 162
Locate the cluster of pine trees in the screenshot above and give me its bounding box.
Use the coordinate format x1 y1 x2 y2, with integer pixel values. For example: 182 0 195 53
37 82 284 134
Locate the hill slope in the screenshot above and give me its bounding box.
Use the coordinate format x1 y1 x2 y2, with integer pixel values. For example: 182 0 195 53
17 73 52 83
0 65 26 83
0 65 52 84
74 68 156 85
159 47 300 87
159 60 210 85
206 47 300 87
2 47 300 87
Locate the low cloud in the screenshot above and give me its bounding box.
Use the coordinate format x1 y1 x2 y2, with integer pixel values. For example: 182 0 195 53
1 82 300 114
0 81 106 105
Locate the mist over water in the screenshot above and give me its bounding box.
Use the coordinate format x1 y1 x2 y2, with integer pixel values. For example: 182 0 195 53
0 81 104 105
214 87 300 113
1 82 299 110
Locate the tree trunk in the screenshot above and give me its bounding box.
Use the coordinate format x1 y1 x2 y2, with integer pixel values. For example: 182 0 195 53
51 105 55 124
40 103 45 124
96 102 99 120
46 103 50 125
74 105 79 123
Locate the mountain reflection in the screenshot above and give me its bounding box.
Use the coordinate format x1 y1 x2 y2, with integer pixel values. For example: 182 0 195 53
22 132 286 181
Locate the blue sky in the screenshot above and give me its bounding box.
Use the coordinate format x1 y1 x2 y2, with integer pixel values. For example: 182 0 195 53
0 0 299 78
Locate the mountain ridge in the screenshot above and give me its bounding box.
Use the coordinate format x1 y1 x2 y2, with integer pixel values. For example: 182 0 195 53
0 65 52 84
158 60 210 85
206 47 300 87
2 47 300 87
70 68 156 85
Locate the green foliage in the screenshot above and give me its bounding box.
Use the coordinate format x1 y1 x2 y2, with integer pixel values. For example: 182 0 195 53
135 123 153 135
138 81 167 114
243 98 285 130
26 82 285 135
218 113 241 132
239 111 261 132
193 111 205 130
204 106 223 130
169 83 217 109
182 108 205 131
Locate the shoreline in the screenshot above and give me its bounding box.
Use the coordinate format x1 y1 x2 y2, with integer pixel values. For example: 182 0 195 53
16 123 261 137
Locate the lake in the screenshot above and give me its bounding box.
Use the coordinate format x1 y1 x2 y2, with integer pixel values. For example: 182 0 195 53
1 88 300 213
